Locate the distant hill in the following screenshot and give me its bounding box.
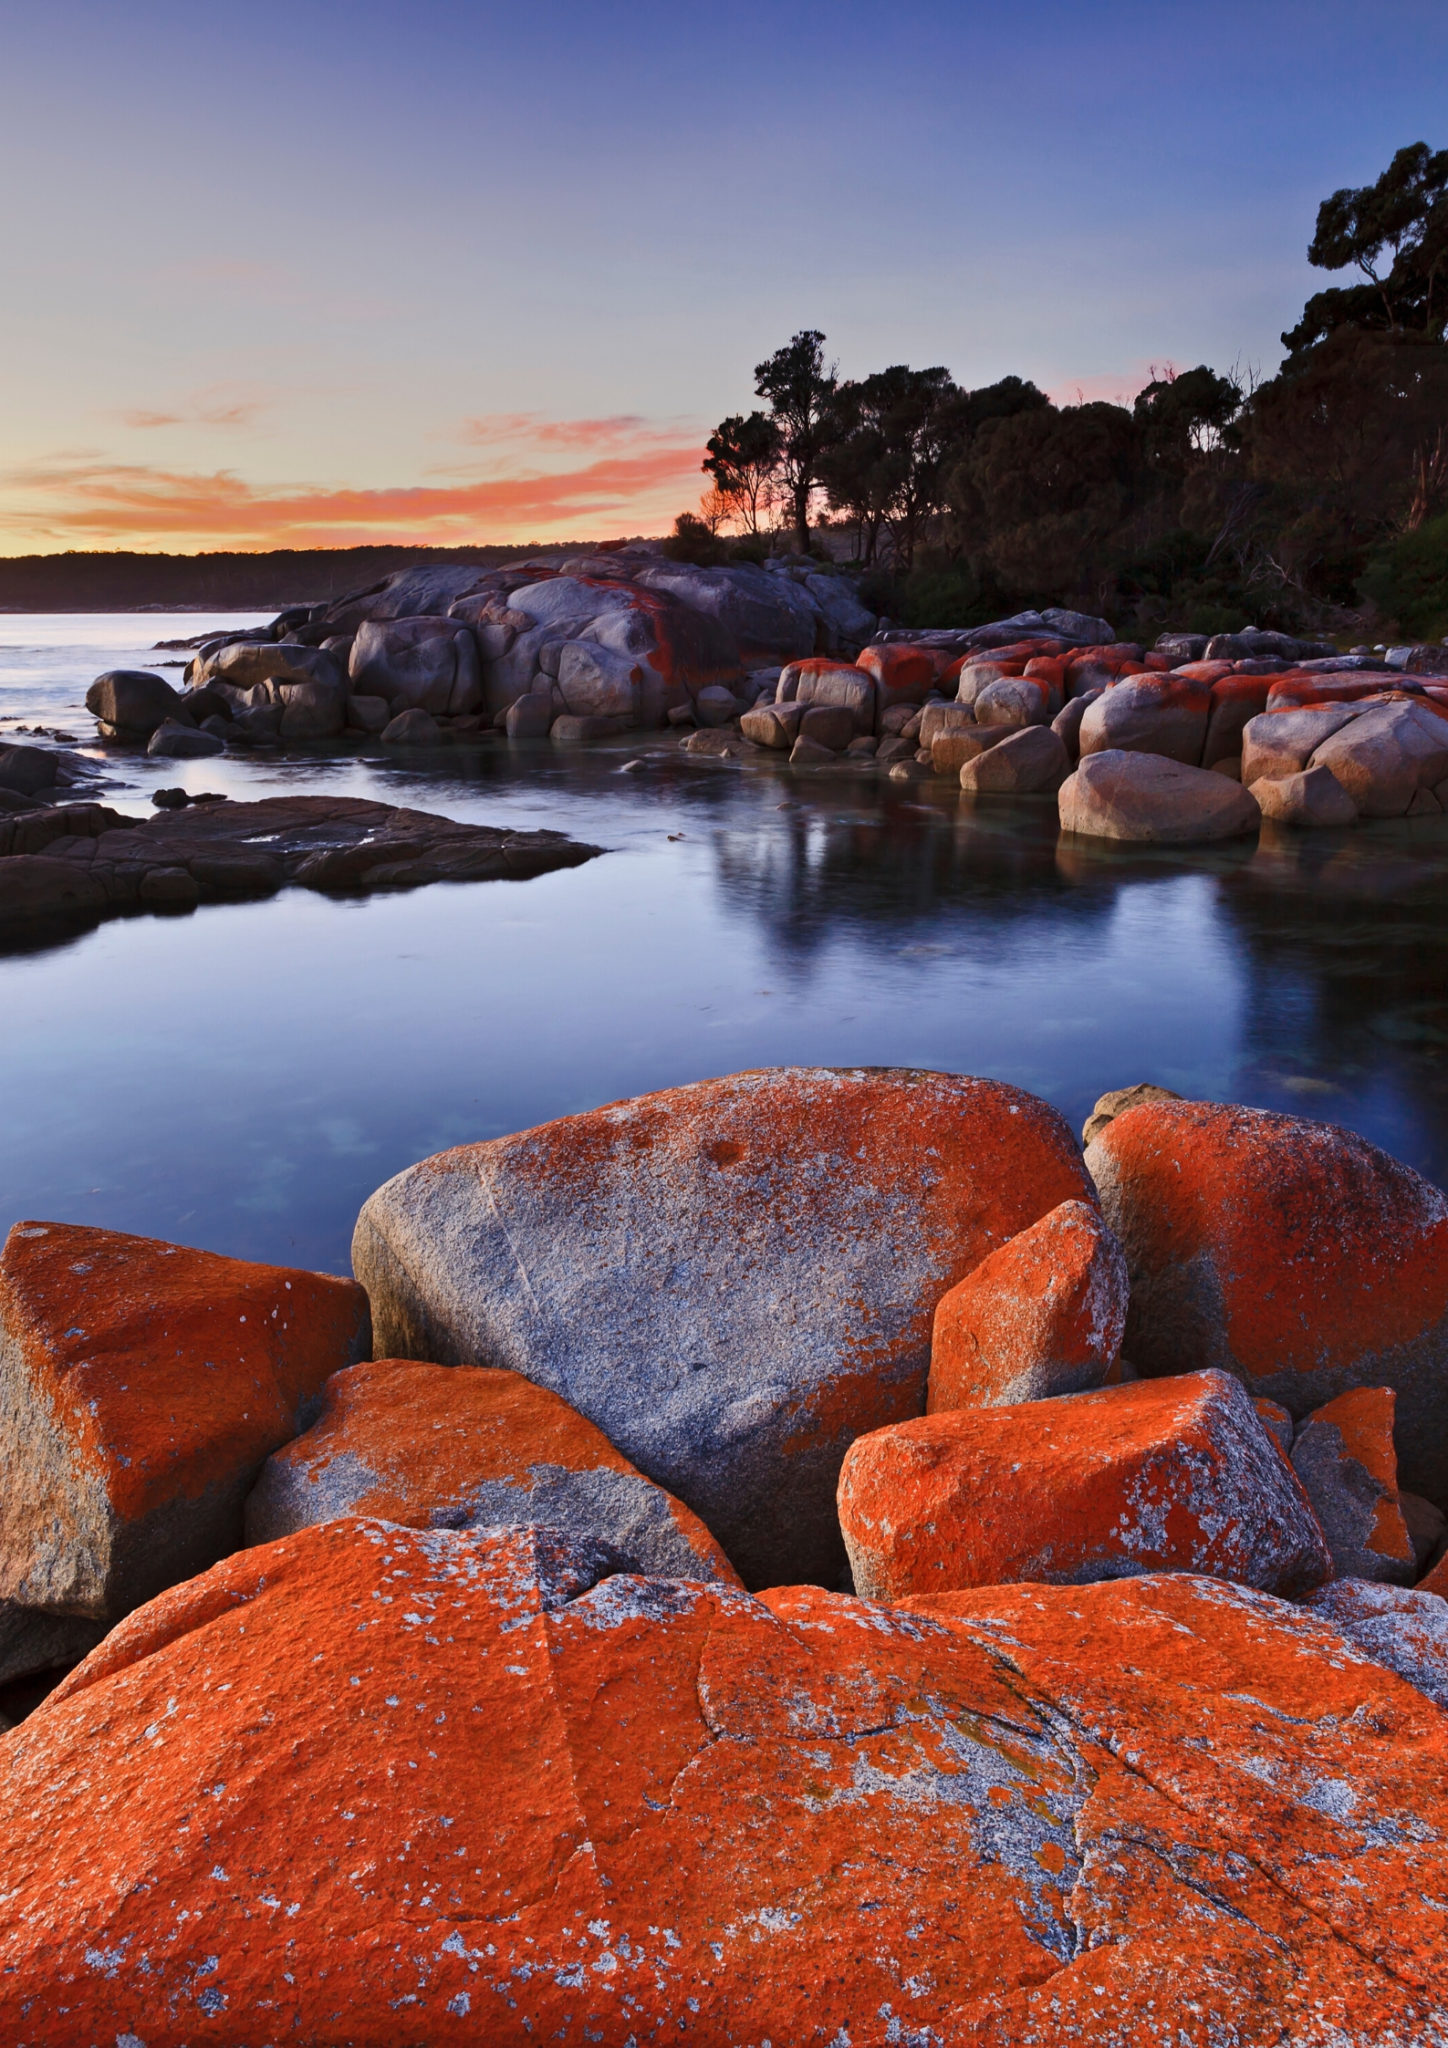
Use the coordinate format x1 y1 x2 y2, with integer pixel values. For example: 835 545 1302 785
0 543 633 613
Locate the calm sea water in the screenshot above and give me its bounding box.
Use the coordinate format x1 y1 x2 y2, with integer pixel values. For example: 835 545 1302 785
3 612 1447 1274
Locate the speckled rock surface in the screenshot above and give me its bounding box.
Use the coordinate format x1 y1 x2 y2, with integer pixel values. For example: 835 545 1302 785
352 1068 1093 1588
1 1528 1441 2045
1290 1386 1417 1585
927 1198 1127 1410
0 1220 370 1620
839 1369 1330 1601
1304 1577 1448 1709
245 1358 741 1586
1058 748 1262 842
1085 1099 1448 1503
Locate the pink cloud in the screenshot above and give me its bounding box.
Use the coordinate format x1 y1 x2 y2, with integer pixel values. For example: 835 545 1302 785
459 411 690 451
122 394 267 430
0 440 708 551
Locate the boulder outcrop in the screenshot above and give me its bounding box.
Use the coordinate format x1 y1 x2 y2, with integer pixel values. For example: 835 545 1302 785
838 1370 1330 1601
245 1358 742 1586
352 1067 1094 1588
84 668 183 737
0 1220 369 1621
927 1199 1127 1409
4 1526 1439 2043
1085 1099 1448 1502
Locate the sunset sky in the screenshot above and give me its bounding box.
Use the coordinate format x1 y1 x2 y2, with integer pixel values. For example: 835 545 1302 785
1 0 1444 554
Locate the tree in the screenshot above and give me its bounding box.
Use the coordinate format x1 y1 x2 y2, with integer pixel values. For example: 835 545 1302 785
752 331 840 551
1283 142 1448 360
1133 364 1242 470
702 411 781 535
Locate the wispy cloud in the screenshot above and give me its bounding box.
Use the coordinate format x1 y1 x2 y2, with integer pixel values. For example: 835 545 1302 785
0 440 707 550
459 412 691 451
121 393 268 431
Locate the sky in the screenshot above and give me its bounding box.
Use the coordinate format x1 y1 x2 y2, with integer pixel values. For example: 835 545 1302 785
1 0 1445 555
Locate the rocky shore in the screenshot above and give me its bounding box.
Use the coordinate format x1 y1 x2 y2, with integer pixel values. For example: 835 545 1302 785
61 551 1448 843
0 1067 1445 2039
0 794 601 932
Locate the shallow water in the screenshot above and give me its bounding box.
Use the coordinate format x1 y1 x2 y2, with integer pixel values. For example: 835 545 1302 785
4 613 1448 1273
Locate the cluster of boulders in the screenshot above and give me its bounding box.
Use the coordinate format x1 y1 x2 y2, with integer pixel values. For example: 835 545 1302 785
0 1067 1446 2039
83 548 880 756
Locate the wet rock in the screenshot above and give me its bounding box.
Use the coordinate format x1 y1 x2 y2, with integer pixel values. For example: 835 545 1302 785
5 1526 1441 2041
1308 699 1448 817
84 669 182 737
0 743 64 798
927 1199 1127 1410
0 795 602 931
788 733 836 764
380 707 441 745
504 691 553 739
0 1220 370 1621
1078 676 1210 765
1081 1081 1184 1147
692 682 741 727
1290 1387 1417 1585
739 701 802 750
346 692 391 734
874 734 915 764
840 1369 1330 1601
1059 750 1261 842
1251 764 1359 827
146 719 224 759
1085 1099 1448 1503
245 1358 742 1586
798 704 855 751
682 726 746 757
959 723 1069 794
351 1069 1093 1589
1304 1579 1448 1708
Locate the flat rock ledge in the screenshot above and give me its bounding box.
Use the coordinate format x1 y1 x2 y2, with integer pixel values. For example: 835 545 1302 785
0 794 602 931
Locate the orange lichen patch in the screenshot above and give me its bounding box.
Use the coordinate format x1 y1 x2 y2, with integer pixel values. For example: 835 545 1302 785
1172 660 1237 685
354 1068 1093 1589
1419 1548 1448 1596
839 1370 1330 1601
245 1357 742 1585
1265 674 1400 709
927 1198 1127 1410
1291 1386 1415 1580
0 1220 369 1616
4 1528 1443 2041
1086 1101 1448 1502
855 643 943 699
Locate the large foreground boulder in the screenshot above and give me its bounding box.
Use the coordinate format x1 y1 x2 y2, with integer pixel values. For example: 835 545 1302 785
84 668 182 737
1085 1100 1448 1503
1058 749 1261 842
352 1069 1094 1587
2 1523 1441 2042
0 1220 370 1620
1077 675 1210 764
245 1357 742 1586
839 1371 1330 1601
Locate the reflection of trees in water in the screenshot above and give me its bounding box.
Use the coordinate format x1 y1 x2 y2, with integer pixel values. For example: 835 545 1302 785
1217 827 1448 1185
709 792 1118 971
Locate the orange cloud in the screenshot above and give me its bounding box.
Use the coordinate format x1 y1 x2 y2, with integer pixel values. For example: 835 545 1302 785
122 397 266 430
459 412 683 450
0 440 707 551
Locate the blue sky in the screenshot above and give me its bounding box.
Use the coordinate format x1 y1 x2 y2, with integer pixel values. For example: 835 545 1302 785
1 0 1444 548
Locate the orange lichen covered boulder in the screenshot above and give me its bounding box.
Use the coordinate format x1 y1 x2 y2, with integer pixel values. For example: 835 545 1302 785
0 1220 369 1620
246 1357 741 1585
855 641 945 705
3 1530 1442 2044
353 1068 1092 1588
1290 1386 1416 1585
1085 1099 1448 1503
1304 1577 1448 1709
927 1198 1127 1410
839 1369 1330 1601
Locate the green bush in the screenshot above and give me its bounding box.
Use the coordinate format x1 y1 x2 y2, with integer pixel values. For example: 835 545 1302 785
1360 515 1448 638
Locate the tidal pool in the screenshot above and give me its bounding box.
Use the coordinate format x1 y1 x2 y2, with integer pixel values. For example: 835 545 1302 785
4 613 1447 1272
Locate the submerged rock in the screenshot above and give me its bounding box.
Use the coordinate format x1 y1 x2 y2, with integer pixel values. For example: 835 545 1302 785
839 1369 1330 1601
3 1524 1440 2043
246 1357 742 1587
352 1067 1094 1588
